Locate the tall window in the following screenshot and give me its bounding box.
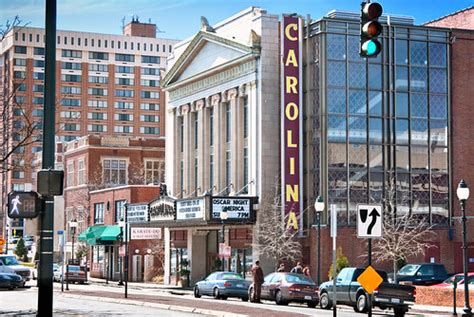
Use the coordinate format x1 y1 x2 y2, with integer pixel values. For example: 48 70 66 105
210 154 214 192
94 203 104 224
115 200 126 223
194 114 198 149
145 160 163 185
77 158 85 185
209 107 214 146
180 160 184 195
102 159 127 185
67 161 74 187
180 118 184 153
226 103 231 143
226 151 231 191
194 158 198 195
243 97 248 138
243 148 248 194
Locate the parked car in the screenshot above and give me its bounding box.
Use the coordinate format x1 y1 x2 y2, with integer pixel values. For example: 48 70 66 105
23 235 35 251
0 255 30 285
393 263 448 286
32 262 60 280
248 272 319 308
0 272 24 290
194 271 250 301
431 272 474 288
319 267 415 317
53 264 87 284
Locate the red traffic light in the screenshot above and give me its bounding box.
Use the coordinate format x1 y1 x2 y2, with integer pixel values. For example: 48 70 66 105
362 2 383 19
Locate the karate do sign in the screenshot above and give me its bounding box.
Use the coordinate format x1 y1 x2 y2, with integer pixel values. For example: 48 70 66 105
357 204 383 238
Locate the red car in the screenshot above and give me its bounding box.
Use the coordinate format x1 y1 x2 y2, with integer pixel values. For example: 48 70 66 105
432 272 474 288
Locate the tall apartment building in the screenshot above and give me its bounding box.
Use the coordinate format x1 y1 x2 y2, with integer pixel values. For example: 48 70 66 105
0 19 178 240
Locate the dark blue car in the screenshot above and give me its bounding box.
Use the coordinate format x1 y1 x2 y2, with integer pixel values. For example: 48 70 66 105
0 272 23 290
194 271 251 301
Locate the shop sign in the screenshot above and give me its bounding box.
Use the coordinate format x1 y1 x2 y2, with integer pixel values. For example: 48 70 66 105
176 198 205 220
211 197 252 220
130 227 162 240
127 204 149 223
219 243 231 259
149 197 175 222
281 15 303 233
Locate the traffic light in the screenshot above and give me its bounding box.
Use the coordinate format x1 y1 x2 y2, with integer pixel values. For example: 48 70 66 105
360 1 383 58
7 191 41 219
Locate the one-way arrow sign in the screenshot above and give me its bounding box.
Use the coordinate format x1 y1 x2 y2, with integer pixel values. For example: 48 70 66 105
357 204 383 238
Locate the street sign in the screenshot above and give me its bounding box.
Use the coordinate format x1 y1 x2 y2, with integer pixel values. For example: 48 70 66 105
357 265 383 294
218 243 231 259
7 191 41 219
57 230 64 235
357 204 382 238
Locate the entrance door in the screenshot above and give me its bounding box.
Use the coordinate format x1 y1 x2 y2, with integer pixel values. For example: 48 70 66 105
170 248 188 285
230 247 252 278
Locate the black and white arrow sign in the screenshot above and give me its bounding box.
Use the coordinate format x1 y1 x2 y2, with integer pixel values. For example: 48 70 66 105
357 204 383 238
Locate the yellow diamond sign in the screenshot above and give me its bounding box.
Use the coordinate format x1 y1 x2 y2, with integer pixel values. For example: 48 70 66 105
357 265 383 294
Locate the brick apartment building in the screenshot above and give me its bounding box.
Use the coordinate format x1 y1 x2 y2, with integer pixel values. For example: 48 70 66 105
0 19 178 240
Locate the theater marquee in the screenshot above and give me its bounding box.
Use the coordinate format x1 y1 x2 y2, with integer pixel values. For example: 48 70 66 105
281 15 303 232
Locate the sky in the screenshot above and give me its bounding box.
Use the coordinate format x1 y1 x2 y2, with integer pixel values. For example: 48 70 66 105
0 0 472 40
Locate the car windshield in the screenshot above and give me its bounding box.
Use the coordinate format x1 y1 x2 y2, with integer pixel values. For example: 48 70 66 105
219 273 244 280
1 256 20 266
444 275 464 284
398 264 420 275
285 273 315 285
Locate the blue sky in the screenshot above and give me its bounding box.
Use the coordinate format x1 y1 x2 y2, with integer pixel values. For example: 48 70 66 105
1 0 472 40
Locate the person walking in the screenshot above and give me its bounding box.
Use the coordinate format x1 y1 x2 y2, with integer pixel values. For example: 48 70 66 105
290 261 303 274
277 263 286 272
251 260 264 303
303 266 311 277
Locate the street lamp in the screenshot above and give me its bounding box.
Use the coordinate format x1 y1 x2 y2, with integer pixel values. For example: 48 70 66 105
456 179 472 317
65 219 78 291
118 217 125 286
220 210 228 271
314 196 324 286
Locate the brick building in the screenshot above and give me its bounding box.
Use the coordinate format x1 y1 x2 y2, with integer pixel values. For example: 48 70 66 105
0 19 178 240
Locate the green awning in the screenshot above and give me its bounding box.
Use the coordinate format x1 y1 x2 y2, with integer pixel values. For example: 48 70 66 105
77 226 108 246
100 225 121 242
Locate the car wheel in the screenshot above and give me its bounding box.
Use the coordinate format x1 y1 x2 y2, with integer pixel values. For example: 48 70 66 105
393 307 407 317
356 293 368 313
319 292 332 309
193 286 201 298
275 290 287 305
307 301 317 308
221 296 228 300
213 287 220 299
241 297 249 302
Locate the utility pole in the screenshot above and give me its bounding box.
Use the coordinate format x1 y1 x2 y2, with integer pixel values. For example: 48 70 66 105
37 0 57 316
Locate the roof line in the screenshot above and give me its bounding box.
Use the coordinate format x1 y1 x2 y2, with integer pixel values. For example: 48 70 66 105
424 5 474 25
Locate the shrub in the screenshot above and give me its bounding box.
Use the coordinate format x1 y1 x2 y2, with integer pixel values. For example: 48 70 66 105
328 247 349 280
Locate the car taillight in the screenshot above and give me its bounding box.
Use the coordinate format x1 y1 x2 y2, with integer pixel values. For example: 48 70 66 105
413 288 416 296
224 282 231 287
289 285 301 292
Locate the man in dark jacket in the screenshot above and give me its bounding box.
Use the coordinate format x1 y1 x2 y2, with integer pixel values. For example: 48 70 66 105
251 260 264 303
290 261 303 274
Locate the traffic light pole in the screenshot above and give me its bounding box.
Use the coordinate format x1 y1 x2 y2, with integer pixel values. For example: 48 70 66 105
37 0 57 316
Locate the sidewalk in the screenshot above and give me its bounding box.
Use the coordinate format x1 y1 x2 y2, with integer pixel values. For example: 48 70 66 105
86 276 459 316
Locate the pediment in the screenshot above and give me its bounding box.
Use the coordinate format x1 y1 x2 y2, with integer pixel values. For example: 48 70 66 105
163 31 257 88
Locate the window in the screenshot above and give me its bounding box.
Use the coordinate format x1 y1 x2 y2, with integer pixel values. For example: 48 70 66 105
115 102 134 109
14 58 26 66
14 71 26 79
115 113 133 121
140 127 160 134
89 51 108 60
243 97 248 138
33 60 45 67
140 103 159 110
13 171 25 180
64 36 68 45
141 55 159 64
88 100 107 108
32 97 44 104
61 62 82 70
60 86 81 94
115 66 134 74
32 109 43 117
102 159 127 185
61 98 81 106
62 123 80 131
226 151 231 188
62 49 82 58
140 91 159 99
34 47 45 55
14 46 27 54
114 125 133 133
77 159 85 185
115 53 135 62
94 203 105 224
115 89 134 97
115 200 127 223
141 67 160 75
88 64 108 72
145 160 164 185
243 148 248 194
88 76 108 84
88 88 108 96
88 124 107 132
194 115 198 149
67 161 74 187
226 103 231 142
141 79 159 87
13 108 25 116
16 83 27 91
61 74 82 82
60 111 81 119
140 115 159 122
71 37 74 45
14 96 25 104
115 77 134 85
33 72 45 80
88 112 107 120
210 154 214 190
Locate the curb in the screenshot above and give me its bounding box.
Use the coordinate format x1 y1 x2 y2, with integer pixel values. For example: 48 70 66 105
60 292 247 317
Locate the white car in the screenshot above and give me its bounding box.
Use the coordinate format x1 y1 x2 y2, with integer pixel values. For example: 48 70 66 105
0 255 30 285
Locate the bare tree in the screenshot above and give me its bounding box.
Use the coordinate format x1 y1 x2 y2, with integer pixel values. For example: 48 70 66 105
372 172 435 283
253 183 303 270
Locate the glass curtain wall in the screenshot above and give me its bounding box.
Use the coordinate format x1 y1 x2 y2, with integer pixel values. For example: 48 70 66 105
318 20 449 227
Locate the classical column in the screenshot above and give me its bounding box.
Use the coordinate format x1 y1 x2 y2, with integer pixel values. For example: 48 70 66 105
211 93 223 194
195 99 205 195
173 108 183 196
247 81 258 196
227 88 240 194
181 104 191 196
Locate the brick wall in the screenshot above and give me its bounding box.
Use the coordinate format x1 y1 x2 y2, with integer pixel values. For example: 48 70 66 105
425 8 474 29
416 286 474 307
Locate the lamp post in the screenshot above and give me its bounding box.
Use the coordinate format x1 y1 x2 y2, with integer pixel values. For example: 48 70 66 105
314 196 324 286
456 179 472 317
124 203 129 298
220 210 228 271
118 218 125 286
66 219 78 291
